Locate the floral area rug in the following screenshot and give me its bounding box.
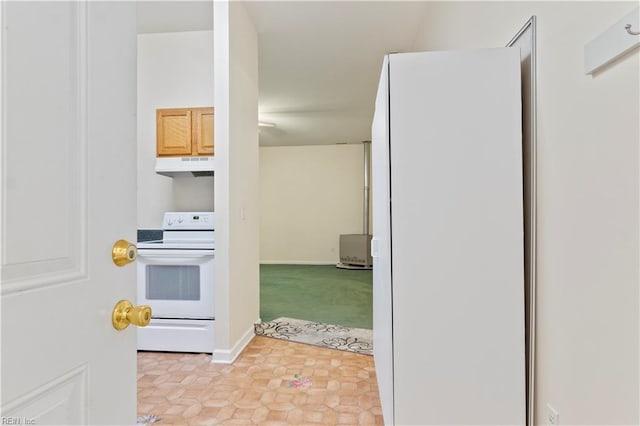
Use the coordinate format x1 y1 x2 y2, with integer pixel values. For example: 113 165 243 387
254 317 373 355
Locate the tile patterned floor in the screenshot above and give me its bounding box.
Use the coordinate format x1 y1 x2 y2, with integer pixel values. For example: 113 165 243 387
137 336 384 425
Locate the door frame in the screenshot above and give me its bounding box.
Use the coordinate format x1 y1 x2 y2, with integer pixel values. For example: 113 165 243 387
507 16 537 426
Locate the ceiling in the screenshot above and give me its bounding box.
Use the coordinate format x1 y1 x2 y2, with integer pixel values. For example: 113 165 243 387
136 1 430 146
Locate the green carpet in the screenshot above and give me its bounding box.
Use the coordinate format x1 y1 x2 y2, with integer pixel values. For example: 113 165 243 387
260 264 373 330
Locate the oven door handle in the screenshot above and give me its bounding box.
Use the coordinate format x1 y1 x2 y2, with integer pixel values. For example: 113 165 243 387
137 251 214 263
137 255 214 265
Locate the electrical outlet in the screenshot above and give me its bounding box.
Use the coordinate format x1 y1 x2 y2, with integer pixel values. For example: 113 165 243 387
546 404 559 425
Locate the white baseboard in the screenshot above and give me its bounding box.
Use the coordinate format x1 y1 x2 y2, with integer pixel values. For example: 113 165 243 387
260 260 338 265
212 320 258 364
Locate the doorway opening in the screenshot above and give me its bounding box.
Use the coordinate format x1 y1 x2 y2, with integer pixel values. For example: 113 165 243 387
257 142 374 333
135 2 215 422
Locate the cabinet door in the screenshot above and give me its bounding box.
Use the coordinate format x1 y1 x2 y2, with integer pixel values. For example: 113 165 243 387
193 107 214 155
157 108 193 156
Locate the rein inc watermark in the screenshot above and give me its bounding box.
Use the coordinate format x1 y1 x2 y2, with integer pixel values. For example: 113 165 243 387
1 418 35 425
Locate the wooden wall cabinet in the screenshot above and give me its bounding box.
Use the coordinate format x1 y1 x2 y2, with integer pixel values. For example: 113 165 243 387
156 107 214 157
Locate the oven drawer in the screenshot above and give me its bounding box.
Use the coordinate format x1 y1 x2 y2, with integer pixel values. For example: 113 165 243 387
137 318 215 353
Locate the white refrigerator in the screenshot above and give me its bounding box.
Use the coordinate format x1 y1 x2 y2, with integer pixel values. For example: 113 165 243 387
371 48 525 425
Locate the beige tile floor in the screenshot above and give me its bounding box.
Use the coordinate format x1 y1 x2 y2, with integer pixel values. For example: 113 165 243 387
137 336 384 425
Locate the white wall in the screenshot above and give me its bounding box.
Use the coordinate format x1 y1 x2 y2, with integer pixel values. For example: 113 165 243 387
137 31 214 229
259 144 366 264
213 0 260 362
412 2 639 423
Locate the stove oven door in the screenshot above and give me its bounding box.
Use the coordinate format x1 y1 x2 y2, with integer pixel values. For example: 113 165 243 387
137 249 215 319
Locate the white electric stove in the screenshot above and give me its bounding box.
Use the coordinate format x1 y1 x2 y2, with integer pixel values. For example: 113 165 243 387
137 212 215 353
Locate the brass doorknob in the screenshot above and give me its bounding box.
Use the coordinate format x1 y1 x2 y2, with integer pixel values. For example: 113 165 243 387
112 240 137 266
112 300 152 330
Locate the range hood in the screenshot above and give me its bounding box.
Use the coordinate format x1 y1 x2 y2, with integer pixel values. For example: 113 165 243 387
155 156 215 177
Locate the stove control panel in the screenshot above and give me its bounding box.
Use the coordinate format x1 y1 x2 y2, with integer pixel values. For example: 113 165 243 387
162 212 215 230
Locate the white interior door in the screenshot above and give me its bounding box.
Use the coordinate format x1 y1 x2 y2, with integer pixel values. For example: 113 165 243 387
371 56 394 426
372 47 525 425
389 48 524 424
1 2 138 424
